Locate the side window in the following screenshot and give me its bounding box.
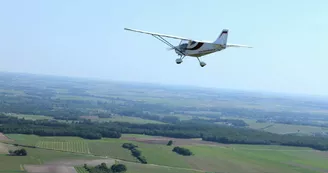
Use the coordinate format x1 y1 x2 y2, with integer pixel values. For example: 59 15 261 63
190 41 196 45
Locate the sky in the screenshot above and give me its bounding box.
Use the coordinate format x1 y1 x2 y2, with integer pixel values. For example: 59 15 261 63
0 0 327 96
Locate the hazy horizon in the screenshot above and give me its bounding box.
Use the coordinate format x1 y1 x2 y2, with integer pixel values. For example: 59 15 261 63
0 0 327 96
2 70 328 101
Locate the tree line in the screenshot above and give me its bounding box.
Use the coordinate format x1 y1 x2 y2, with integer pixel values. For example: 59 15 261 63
122 143 147 164
2 114 328 151
0 115 121 140
84 162 127 173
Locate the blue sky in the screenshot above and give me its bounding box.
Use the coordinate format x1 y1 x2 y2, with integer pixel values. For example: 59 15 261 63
0 0 327 96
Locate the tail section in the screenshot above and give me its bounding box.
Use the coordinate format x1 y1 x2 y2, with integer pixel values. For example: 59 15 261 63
214 29 228 45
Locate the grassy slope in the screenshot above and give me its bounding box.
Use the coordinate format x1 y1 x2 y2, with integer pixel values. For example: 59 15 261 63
182 145 324 173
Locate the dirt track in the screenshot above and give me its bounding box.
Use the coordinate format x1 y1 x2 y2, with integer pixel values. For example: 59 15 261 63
24 159 116 173
45 158 115 166
24 165 77 173
0 132 10 141
0 142 8 154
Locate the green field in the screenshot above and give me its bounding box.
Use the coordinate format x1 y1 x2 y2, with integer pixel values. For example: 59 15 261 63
220 117 328 135
121 161 202 173
263 123 328 134
3 134 328 173
4 113 53 121
118 138 327 173
88 139 138 162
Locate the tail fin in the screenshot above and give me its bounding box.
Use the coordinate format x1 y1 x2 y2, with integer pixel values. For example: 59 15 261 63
214 29 228 45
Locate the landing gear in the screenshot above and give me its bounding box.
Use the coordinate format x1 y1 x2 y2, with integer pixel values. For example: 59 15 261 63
176 58 182 64
200 61 206 67
175 55 185 64
197 57 206 67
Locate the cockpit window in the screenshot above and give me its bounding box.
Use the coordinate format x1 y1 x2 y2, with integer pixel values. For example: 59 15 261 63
190 41 196 45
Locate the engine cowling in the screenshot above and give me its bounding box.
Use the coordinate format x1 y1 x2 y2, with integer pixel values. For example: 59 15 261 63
174 43 188 56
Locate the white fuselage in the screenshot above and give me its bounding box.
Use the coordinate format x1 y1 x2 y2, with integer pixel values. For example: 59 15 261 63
175 41 226 58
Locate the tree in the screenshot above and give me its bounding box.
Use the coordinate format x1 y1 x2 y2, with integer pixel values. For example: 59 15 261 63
111 163 127 173
100 162 108 169
131 148 141 157
167 140 173 146
122 143 137 150
172 146 192 156
20 148 27 156
9 148 27 156
137 155 147 164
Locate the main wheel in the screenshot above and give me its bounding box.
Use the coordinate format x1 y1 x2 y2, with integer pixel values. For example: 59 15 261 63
176 58 183 64
200 61 206 67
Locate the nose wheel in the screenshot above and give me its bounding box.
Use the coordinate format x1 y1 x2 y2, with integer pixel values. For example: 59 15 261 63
175 55 185 64
176 58 182 64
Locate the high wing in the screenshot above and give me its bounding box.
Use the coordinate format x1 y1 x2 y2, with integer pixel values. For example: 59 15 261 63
124 28 192 41
226 44 253 48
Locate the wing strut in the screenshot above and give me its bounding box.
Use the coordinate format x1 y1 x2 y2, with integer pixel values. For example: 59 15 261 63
151 35 185 56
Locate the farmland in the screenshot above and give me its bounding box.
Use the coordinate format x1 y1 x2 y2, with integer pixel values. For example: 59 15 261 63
220 117 328 135
1 72 328 137
0 142 95 173
36 141 90 154
1 134 328 173
1 72 328 172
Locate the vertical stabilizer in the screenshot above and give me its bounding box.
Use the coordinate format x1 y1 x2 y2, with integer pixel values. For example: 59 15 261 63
214 29 228 45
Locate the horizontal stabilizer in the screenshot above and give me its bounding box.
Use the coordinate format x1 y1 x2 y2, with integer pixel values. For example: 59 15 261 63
226 44 253 48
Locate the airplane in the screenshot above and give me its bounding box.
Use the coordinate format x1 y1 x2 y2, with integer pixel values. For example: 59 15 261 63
124 28 252 67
